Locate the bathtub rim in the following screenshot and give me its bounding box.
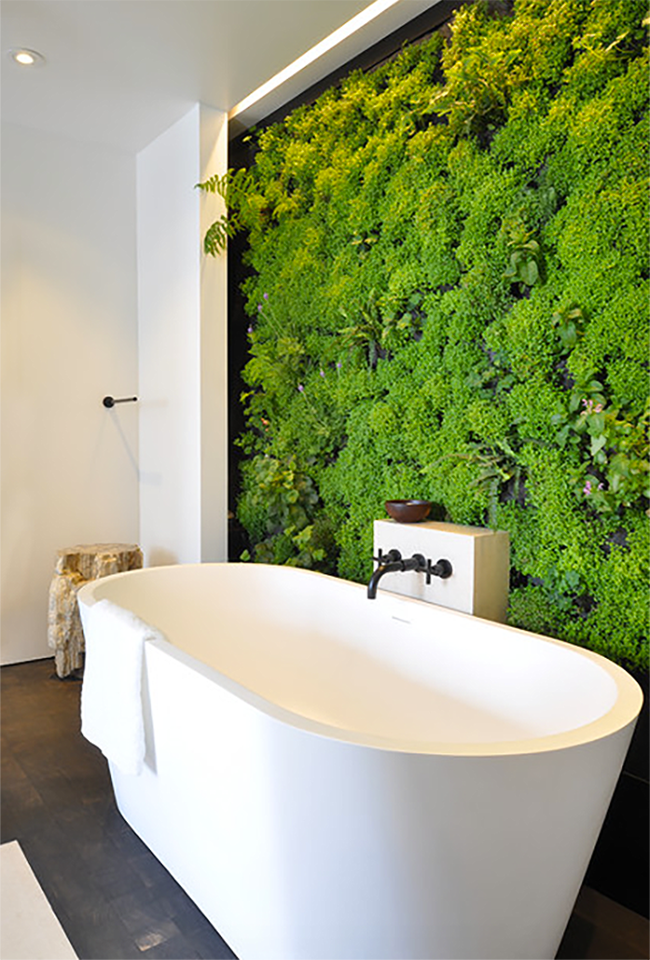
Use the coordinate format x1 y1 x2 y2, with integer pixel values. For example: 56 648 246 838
77 562 643 759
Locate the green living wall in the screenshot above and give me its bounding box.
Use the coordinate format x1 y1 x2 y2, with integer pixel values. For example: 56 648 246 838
217 0 650 670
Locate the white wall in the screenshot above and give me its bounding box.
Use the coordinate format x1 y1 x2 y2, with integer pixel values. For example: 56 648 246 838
1 122 139 664
137 104 228 567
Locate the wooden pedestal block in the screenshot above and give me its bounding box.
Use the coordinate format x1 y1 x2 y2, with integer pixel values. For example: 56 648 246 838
47 543 143 678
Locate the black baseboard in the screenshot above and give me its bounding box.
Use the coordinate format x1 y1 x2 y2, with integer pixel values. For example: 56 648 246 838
586 771 649 918
586 674 649 919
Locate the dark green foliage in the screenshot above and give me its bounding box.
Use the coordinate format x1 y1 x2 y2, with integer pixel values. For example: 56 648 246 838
216 0 649 669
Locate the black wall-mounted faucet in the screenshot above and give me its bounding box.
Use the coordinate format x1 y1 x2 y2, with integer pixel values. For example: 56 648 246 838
367 549 452 599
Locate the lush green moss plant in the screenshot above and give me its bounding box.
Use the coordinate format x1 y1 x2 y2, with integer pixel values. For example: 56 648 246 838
209 0 649 670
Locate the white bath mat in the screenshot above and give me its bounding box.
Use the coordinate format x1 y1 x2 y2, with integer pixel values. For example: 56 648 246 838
0 841 77 959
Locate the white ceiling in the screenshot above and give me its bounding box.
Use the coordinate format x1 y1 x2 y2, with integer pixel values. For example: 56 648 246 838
1 0 440 154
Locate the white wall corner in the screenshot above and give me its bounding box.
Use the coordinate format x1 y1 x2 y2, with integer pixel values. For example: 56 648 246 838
199 105 228 562
137 104 228 568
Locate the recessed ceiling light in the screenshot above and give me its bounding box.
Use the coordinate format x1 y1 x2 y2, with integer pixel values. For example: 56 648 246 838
8 48 46 67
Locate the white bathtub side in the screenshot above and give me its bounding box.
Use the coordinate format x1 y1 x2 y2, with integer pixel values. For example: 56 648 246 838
107 635 637 960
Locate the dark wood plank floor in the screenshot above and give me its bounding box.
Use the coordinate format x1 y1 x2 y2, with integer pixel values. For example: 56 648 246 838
1 658 236 960
2 658 648 960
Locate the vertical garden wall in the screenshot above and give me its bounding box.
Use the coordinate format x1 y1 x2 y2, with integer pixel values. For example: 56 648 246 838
217 0 649 670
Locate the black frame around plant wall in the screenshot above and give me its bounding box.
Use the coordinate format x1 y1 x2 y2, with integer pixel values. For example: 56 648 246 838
225 0 649 920
226 0 467 560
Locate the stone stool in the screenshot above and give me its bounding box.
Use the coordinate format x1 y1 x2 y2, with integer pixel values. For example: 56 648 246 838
47 543 143 678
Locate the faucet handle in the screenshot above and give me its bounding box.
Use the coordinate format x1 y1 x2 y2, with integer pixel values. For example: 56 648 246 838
373 548 402 565
425 558 453 583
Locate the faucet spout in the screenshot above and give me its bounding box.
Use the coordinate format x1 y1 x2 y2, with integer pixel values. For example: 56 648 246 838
367 560 403 599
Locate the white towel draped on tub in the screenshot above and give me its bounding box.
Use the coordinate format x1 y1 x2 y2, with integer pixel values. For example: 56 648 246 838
81 599 165 776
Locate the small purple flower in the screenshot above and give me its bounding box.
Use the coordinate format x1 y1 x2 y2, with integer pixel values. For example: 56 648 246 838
263 292 269 300
584 478 605 495
297 384 304 393
319 369 325 378
257 303 263 313
336 362 342 370
247 325 253 335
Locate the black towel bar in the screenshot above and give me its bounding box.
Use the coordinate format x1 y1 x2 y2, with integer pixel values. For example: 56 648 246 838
102 396 138 408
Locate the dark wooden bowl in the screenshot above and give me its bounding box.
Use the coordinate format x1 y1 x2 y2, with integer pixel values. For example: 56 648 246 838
385 499 432 523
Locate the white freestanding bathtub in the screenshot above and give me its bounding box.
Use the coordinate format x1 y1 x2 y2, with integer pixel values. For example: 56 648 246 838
78 563 642 960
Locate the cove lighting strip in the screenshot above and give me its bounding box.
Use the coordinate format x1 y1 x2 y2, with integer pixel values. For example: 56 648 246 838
229 0 402 120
